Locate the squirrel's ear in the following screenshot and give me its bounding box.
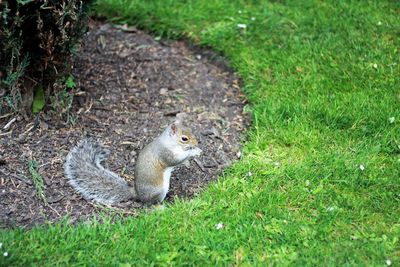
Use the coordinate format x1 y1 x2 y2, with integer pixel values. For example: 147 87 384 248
170 123 177 135
175 113 186 126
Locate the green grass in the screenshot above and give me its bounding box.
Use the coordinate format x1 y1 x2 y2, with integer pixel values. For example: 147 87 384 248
1 0 399 265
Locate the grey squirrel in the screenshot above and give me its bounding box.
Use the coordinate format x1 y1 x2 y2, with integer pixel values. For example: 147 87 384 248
64 122 202 204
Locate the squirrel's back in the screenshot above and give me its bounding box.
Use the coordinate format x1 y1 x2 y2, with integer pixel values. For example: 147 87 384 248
64 139 135 204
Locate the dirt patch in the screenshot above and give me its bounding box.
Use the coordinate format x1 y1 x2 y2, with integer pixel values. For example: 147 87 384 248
0 21 249 228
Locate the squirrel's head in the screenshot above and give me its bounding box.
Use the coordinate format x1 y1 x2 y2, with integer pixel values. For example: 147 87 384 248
167 123 199 149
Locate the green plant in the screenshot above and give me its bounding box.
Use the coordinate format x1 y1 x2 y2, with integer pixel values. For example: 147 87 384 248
28 160 47 204
49 75 77 123
0 0 94 115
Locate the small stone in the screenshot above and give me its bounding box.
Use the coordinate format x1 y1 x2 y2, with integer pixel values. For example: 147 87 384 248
160 88 168 95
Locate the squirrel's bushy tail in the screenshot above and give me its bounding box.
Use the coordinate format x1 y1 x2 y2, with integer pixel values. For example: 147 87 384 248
64 139 135 204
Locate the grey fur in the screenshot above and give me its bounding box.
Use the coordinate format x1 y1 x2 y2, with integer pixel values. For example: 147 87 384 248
65 124 202 205
64 139 135 204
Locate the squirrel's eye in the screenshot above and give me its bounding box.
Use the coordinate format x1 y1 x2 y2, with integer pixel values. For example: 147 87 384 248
181 135 189 142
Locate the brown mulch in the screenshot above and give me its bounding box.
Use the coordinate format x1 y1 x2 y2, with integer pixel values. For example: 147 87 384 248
0 21 249 228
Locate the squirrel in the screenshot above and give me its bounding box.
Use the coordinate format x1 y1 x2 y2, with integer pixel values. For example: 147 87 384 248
64 122 202 205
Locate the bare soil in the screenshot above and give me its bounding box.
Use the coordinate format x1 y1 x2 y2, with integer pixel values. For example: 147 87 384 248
0 21 249 228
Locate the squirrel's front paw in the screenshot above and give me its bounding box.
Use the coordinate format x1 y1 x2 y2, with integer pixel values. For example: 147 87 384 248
192 147 202 157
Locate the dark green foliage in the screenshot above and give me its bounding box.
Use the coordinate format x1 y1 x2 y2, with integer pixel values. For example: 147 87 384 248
0 0 94 115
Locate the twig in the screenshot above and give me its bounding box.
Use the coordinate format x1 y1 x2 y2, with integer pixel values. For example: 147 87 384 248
38 158 62 169
3 117 16 130
92 106 110 111
193 158 205 172
85 99 94 113
0 130 12 137
38 162 52 168
21 124 35 136
47 204 61 217
0 169 33 185
9 176 17 187
164 109 181 116
0 113 12 119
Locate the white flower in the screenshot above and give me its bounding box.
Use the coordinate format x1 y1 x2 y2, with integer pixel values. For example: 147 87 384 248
3 252 8 257
251 17 256 21
327 206 335 212
0 243 2 249
386 259 392 266
236 151 242 159
389 117 395 124
238 10 242 14
237 24 247 29
215 223 224 230
359 165 365 171
274 162 280 167
378 21 382 26
372 63 378 69
247 171 253 177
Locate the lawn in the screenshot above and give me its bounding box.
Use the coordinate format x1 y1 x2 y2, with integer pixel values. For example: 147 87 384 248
1 0 399 265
